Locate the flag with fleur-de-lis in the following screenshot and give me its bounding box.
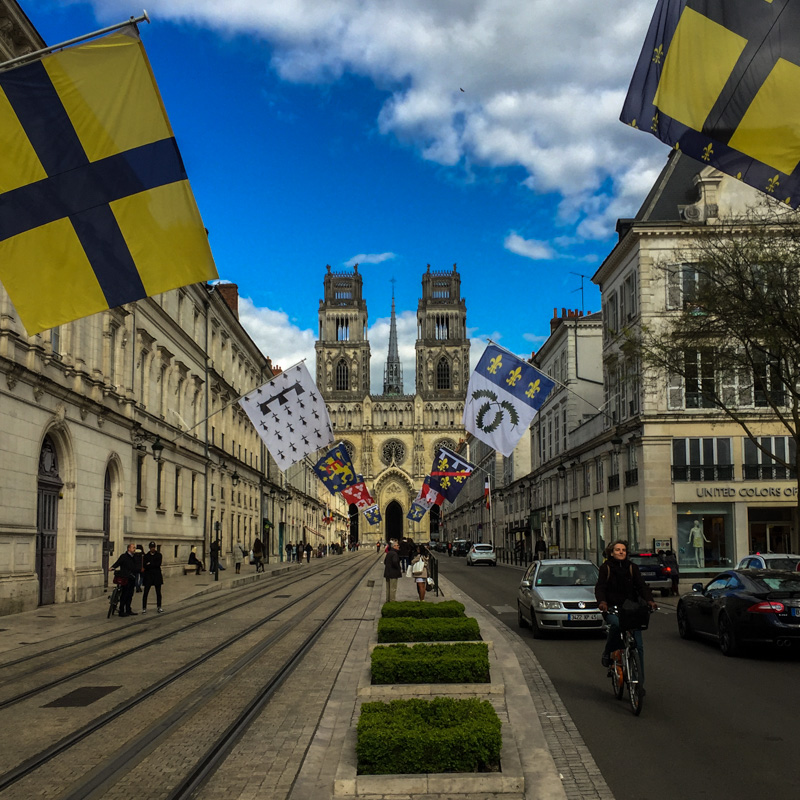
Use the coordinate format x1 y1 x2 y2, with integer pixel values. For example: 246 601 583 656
427 445 475 504
464 344 555 457
363 504 382 526
239 362 333 470
407 501 427 522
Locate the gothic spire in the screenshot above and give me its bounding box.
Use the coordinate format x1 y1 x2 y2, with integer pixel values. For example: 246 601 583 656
383 280 403 395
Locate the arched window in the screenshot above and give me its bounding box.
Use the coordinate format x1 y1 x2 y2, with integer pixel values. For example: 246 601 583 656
436 357 451 390
336 359 349 391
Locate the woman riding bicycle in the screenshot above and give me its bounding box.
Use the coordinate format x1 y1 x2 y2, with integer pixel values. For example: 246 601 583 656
595 540 657 682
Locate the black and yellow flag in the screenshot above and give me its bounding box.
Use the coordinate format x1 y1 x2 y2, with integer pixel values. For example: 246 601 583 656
0 27 218 334
622 0 800 206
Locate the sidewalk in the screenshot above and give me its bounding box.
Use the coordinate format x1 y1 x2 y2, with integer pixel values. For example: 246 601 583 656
0 555 305 658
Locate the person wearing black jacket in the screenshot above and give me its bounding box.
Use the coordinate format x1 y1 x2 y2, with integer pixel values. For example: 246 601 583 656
595 540 657 680
383 539 402 602
142 541 164 614
110 543 138 617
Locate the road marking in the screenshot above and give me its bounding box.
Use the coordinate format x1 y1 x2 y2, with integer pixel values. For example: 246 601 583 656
490 605 516 614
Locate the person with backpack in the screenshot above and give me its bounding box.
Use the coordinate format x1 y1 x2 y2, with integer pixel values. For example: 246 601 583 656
595 540 657 685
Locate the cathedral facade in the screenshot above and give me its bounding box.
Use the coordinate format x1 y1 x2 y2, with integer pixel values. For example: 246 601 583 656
315 265 469 543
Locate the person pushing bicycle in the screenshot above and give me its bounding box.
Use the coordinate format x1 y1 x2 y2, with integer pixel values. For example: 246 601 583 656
595 540 657 683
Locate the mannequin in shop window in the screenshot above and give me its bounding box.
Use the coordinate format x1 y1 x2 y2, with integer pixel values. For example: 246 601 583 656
688 520 709 567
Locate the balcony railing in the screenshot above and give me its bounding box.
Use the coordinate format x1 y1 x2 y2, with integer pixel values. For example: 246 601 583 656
671 464 735 482
624 468 638 486
608 474 620 491
742 464 796 480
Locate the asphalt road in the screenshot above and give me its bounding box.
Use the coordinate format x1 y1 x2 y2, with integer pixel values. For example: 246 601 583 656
437 555 800 800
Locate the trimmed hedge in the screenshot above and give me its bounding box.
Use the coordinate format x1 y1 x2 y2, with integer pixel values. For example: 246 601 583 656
371 643 490 684
381 600 466 619
377 616 481 642
357 697 502 774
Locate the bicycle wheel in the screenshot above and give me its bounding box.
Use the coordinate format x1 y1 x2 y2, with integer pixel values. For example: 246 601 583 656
108 586 120 618
609 650 624 699
627 646 644 716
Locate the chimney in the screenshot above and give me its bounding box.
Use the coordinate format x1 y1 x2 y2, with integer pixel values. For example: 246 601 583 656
217 283 239 318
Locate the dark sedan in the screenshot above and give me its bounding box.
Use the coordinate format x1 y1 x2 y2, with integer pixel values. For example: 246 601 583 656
676 569 800 656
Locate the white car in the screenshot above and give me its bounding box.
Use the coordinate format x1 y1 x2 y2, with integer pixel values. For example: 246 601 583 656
466 543 497 566
736 553 800 571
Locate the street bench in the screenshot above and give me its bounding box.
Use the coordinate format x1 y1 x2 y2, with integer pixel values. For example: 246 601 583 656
183 565 199 575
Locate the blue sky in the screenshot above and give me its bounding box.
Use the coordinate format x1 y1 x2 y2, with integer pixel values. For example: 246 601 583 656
21 0 668 390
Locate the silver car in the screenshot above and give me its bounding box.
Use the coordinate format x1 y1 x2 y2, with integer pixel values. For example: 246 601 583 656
736 553 800 571
517 559 602 637
466 543 497 566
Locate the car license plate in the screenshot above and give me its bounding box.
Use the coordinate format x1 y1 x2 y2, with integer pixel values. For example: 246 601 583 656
567 613 600 621
641 572 656 579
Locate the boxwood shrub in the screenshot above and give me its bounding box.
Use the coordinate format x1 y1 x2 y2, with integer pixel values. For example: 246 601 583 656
381 600 466 619
371 642 490 684
377 616 481 642
357 697 502 775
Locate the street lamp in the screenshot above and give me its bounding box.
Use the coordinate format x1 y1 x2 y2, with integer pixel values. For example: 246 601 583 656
151 436 164 462
213 520 221 582
231 469 240 487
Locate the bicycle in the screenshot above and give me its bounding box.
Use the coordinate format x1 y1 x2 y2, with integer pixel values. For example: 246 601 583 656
605 605 653 716
107 584 122 618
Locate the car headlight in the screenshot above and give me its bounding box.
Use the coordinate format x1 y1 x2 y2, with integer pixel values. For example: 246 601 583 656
535 599 562 610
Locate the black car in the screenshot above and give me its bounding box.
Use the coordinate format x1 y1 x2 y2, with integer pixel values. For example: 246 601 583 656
676 569 800 656
628 552 672 596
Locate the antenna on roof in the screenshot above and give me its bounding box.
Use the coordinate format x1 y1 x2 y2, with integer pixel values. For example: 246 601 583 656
570 272 590 315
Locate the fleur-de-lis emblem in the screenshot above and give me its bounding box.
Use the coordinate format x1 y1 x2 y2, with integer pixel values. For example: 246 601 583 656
702 143 713 162
629 118 639 129
506 367 522 387
488 355 502 374
767 174 780 193
438 456 449 472
526 379 541 399
651 112 659 133
440 476 451 489
652 44 663 64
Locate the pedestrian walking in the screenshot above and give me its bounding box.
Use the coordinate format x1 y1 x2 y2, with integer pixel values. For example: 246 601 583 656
234 538 245 574
384 539 402 603
534 535 547 561
305 542 312 563
133 544 145 592
110 543 138 617
142 541 164 613
411 544 430 601
253 537 264 572
295 542 302 563
398 537 412 573
285 542 293 562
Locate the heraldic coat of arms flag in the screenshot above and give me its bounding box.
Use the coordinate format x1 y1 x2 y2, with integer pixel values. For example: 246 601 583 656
363 504 382 526
0 27 218 334
464 344 555 458
341 476 374 511
407 502 427 522
621 0 800 206
428 445 475 504
239 362 334 470
312 442 358 495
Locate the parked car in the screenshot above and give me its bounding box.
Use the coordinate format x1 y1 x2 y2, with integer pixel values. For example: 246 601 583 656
517 559 602 638
452 539 471 557
466 543 497 566
628 552 672 597
676 569 800 656
736 553 800 571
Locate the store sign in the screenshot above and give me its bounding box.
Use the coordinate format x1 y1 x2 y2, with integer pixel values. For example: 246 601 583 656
694 485 798 498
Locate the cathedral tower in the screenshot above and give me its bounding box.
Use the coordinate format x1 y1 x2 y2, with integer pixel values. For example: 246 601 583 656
416 264 470 401
316 265 371 399
383 286 403 396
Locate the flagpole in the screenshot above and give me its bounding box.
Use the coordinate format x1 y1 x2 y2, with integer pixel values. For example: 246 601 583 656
0 13 151 72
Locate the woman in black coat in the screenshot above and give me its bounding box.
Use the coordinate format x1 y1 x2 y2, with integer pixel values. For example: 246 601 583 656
595 540 657 680
142 541 164 613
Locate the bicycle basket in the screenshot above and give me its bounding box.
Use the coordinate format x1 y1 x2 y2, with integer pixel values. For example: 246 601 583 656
618 598 650 631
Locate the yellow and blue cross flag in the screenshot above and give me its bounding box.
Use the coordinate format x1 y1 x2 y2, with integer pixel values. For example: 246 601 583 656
428 444 475 504
0 27 217 335
312 442 358 496
464 344 555 457
622 0 800 206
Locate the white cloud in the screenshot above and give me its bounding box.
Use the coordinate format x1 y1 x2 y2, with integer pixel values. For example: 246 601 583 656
238 296 317 375
504 232 555 261
345 252 396 266
93 0 661 236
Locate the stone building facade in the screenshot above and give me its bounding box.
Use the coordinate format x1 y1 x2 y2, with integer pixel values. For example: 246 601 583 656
315 264 469 543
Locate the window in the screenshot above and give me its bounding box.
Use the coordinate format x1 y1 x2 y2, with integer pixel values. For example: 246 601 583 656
582 463 591 496
622 272 638 321
672 437 733 481
667 264 707 310
626 503 640 549
436 358 451 390
743 436 796 480
156 461 165 510
595 458 604 493
684 349 716 408
753 354 786 408
625 444 638 486
610 505 620 538
336 359 349 391
136 455 146 506
605 290 619 336
174 466 182 512
191 472 198 515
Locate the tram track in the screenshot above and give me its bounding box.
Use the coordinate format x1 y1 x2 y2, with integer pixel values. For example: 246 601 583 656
0 554 380 797
0 555 361 709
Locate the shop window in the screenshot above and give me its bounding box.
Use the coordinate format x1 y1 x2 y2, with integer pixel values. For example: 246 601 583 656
626 503 639 550
676 504 734 572
672 437 732 481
